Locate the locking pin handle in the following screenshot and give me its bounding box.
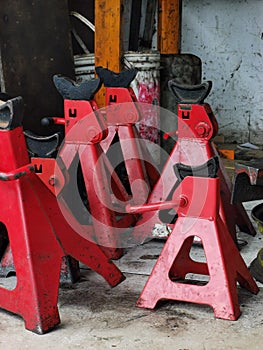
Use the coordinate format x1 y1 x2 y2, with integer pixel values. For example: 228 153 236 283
126 196 187 214
0 164 35 181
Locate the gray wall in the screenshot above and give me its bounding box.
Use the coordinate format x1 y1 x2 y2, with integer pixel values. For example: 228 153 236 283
181 0 263 144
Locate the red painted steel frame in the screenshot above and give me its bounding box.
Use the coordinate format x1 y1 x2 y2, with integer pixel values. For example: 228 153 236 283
32 98 135 259
128 176 259 320
126 100 255 243
0 125 125 334
100 87 159 201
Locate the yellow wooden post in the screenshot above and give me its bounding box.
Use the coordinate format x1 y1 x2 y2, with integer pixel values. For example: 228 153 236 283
158 0 180 54
95 0 123 107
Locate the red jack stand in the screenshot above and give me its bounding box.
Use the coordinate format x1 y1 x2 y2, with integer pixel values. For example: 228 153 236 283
127 158 259 320
129 80 256 243
0 97 125 333
96 67 159 202
31 76 136 259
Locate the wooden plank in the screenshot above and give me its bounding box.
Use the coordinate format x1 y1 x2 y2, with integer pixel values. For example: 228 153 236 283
158 0 180 54
95 0 122 106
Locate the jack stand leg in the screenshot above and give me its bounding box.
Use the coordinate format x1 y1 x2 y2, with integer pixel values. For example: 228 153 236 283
45 191 125 288
0 239 81 284
117 126 153 202
79 144 123 260
0 176 62 334
60 256 80 284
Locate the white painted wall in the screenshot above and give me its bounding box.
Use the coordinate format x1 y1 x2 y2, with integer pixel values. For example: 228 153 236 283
181 0 263 144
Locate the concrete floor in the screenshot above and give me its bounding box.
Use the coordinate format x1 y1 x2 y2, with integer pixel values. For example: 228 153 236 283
0 201 263 350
